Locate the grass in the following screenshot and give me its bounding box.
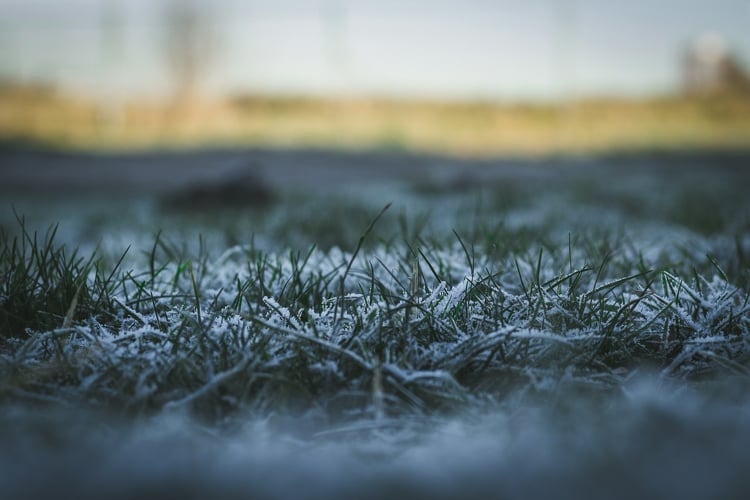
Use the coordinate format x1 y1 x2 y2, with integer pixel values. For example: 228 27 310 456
3 82 750 155
1 155 750 498
0 217 123 339
2 183 748 425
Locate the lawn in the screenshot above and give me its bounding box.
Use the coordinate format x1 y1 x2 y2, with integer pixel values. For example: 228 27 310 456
1 149 749 499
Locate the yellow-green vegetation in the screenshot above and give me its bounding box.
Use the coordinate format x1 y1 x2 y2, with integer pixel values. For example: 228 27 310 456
2 83 750 154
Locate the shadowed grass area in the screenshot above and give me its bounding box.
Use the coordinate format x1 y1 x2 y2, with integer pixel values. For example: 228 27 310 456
0 217 125 339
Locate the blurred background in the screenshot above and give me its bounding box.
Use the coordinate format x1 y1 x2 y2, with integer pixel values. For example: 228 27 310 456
1 0 749 155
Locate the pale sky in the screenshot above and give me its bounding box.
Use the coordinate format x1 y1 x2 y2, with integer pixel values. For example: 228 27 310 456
1 0 749 100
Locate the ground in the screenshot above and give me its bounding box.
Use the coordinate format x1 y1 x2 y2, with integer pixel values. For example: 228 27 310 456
1 146 749 499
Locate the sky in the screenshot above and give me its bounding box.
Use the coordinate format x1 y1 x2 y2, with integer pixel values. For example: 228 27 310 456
0 0 749 101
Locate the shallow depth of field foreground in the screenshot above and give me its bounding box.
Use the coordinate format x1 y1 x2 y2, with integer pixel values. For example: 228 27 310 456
1 149 750 499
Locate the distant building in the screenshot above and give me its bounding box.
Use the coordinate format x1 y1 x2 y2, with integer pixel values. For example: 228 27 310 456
682 33 750 96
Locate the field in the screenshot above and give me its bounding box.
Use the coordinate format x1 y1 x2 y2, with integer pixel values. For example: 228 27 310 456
1 147 750 499
3 84 750 155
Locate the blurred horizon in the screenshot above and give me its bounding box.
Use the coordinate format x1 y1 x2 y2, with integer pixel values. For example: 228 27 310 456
2 0 750 155
1 0 749 102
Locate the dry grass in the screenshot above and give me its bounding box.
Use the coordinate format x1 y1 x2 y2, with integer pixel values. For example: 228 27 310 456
2 83 750 154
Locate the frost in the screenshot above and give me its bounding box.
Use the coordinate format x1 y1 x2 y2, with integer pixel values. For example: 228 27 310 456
2 190 749 432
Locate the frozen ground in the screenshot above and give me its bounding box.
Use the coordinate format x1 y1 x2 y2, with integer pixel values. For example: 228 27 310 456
3 380 750 500
1 146 749 499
